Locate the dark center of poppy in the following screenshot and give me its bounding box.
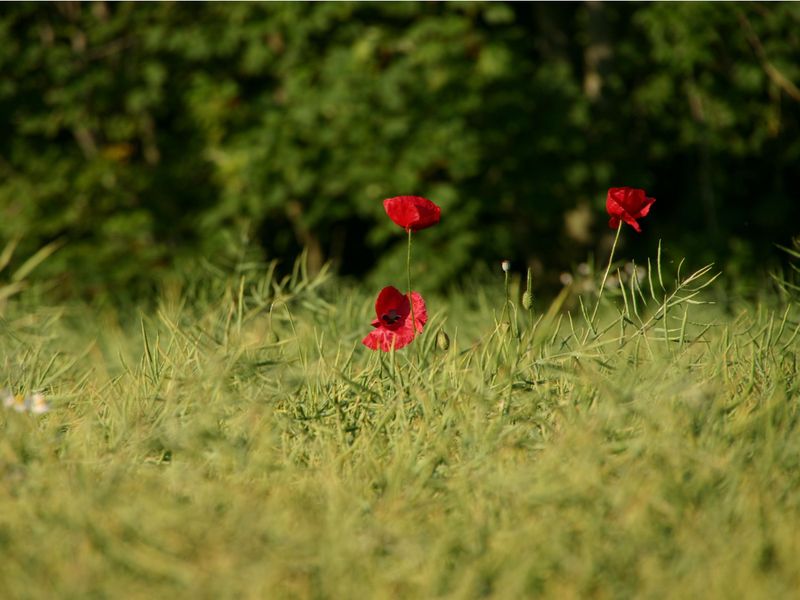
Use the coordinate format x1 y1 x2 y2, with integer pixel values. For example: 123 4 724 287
381 309 401 325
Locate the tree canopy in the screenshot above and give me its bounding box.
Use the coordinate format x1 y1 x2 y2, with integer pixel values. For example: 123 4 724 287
1 2 798 299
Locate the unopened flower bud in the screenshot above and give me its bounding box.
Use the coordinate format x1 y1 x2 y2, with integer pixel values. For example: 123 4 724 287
436 329 450 351
523 267 533 310
522 290 533 311
501 260 511 273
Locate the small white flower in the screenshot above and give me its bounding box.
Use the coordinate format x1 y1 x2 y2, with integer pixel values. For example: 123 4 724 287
501 260 511 273
26 392 49 414
2 388 49 414
3 389 26 412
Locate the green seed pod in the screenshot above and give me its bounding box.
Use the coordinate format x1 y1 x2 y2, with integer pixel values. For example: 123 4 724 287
523 267 534 310
522 290 533 311
436 329 450 351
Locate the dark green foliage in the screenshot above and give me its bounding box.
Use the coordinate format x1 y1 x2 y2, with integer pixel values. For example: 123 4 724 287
0 2 798 300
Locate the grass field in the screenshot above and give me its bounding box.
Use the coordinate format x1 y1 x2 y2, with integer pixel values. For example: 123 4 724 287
1 252 799 599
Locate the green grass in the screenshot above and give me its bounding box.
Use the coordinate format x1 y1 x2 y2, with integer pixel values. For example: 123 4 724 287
1 253 799 599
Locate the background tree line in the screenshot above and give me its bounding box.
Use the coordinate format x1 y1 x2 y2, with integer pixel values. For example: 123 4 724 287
1 2 798 300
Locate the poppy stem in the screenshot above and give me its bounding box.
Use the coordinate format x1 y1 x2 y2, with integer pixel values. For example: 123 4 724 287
407 228 416 335
590 221 623 333
501 269 510 323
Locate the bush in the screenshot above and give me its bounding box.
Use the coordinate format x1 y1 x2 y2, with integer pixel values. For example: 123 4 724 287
1 2 798 300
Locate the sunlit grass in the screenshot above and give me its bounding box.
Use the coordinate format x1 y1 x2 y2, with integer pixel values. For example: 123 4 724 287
1 251 799 598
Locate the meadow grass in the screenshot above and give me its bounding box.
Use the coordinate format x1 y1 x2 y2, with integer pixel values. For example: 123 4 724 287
1 252 799 599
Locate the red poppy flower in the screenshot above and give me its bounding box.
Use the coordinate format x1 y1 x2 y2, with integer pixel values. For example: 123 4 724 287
383 195 441 232
606 187 656 233
362 286 427 352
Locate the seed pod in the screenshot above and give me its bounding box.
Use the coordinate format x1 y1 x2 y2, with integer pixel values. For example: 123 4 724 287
523 267 534 310
436 329 450 351
522 290 533 311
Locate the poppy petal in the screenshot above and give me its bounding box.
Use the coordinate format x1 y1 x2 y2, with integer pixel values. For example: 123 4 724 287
409 291 427 333
363 328 398 352
391 291 427 344
362 288 428 352
606 187 654 232
362 326 416 351
621 212 643 233
636 196 656 218
375 286 409 322
383 196 441 231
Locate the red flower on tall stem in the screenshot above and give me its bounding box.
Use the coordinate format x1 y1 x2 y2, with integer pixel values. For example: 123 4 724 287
383 196 441 232
606 187 656 233
362 286 427 352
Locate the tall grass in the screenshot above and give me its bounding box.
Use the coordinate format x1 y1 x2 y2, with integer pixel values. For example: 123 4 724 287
1 249 799 599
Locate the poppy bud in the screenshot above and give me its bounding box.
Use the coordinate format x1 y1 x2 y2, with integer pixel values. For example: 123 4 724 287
523 267 533 310
501 260 511 273
522 291 533 311
436 329 450 351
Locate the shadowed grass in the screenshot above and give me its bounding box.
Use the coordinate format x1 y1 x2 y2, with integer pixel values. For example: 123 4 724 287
1 253 799 598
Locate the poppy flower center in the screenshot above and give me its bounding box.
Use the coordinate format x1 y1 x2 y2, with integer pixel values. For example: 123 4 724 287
381 309 402 325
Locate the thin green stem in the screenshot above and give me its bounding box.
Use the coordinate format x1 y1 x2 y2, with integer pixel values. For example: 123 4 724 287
407 228 416 334
589 221 623 332
501 270 510 323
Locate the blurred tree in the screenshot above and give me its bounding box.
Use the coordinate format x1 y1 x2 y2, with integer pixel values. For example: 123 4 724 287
0 2 797 300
